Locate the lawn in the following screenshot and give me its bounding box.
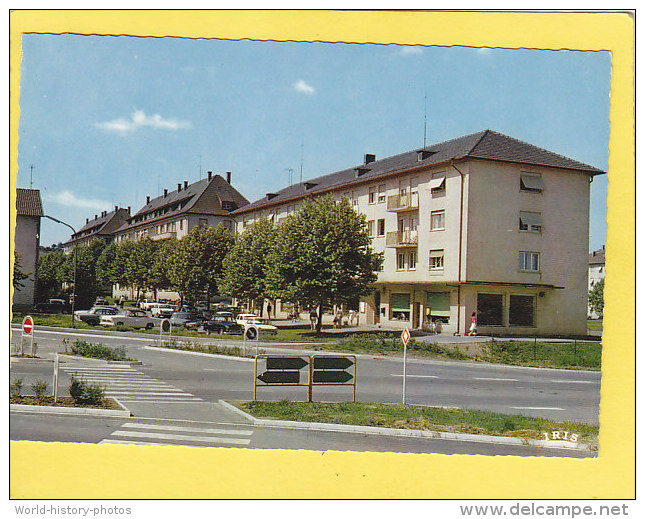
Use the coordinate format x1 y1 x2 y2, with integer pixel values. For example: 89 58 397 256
238 400 598 447
587 319 603 332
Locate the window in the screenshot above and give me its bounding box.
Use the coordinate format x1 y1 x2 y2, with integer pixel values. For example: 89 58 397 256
351 191 358 207
378 184 386 203
429 172 446 193
391 293 411 321
367 220 375 237
179 220 183 230
519 212 543 233
520 172 545 193
369 186 377 204
477 293 504 326
429 249 444 270
509 295 536 327
377 219 386 236
397 252 406 271
408 251 417 270
519 251 540 272
199 218 208 227
399 180 408 196
431 210 446 230
426 292 451 323
171 221 176 232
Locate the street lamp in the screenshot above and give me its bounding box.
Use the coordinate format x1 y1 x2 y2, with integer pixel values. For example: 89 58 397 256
43 215 77 329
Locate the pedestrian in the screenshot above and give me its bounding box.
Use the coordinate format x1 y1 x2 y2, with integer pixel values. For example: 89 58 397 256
267 303 272 318
469 312 477 336
118 295 124 308
333 315 339 329
309 308 317 330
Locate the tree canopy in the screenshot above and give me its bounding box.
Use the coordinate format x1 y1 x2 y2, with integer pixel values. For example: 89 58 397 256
588 279 604 318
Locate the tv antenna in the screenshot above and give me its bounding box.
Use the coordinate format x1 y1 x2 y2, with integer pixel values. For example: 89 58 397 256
29 164 34 188
286 168 294 186
423 91 428 148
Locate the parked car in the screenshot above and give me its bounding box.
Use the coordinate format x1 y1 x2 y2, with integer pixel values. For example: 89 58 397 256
245 317 278 335
94 297 109 306
138 299 158 311
74 305 118 326
235 313 258 326
100 308 157 329
33 299 69 314
202 315 243 335
150 303 175 318
169 311 206 330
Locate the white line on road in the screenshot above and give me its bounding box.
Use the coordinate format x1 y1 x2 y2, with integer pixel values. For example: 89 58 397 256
107 391 196 396
98 440 212 447
473 377 519 382
13 328 154 342
510 407 565 411
121 423 253 435
549 380 597 384
117 398 203 403
390 374 438 379
110 430 251 445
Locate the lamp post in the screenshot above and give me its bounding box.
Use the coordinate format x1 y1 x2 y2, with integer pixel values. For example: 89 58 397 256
44 215 77 329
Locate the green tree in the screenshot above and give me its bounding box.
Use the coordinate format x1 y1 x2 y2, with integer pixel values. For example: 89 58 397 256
62 239 106 309
220 217 277 314
150 239 176 298
266 195 383 332
167 225 234 305
13 252 31 291
125 238 160 299
588 279 604 318
36 249 66 301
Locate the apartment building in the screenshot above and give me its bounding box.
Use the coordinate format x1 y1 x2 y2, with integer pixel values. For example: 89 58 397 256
111 171 249 299
232 130 604 336
63 206 131 253
13 188 44 308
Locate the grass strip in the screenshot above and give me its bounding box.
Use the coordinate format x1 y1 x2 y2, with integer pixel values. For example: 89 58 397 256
10 395 121 409
239 400 598 448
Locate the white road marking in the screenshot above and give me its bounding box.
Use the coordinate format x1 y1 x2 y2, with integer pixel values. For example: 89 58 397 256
121 423 253 435
116 398 203 403
549 380 597 384
510 406 565 411
390 374 438 378
13 328 154 342
99 440 202 447
110 430 251 445
473 377 519 382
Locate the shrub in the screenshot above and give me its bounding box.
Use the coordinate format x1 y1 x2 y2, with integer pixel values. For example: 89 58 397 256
10 377 23 397
69 340 131 361
69 376 105 405
31 380 48 402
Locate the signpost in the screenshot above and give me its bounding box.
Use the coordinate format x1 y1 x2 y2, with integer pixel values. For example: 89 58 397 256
159 318 171 347
244 325 260 356
21 315 34 356
254 354 356 402
401 328 410 404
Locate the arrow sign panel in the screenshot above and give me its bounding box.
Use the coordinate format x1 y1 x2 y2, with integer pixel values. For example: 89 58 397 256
313 370 353 383
266 357 309 371
313 356 354 370
257 371 301 384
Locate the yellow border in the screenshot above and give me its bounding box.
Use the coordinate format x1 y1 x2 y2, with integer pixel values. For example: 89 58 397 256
9 10 634 499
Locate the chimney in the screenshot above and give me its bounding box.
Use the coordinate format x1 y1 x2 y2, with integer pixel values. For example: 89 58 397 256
226 171 231 184
164 189 168 197
364 154 376 165
178 183 182 192
86 218 89 224
115 205 118 212
184 180 188 189
208 171 212 181
127 206 131 214
94 214 98 220
146 196 151 204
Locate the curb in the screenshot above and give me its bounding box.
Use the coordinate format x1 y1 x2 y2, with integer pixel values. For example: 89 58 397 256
56 353 143 366
143 345 254 362
10 397 131 417
217 400 592 451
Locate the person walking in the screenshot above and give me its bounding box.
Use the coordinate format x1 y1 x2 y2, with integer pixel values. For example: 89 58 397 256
309 308 317 330
468 312 477 336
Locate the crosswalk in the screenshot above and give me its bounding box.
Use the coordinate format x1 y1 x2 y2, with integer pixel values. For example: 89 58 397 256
61 362 203 404
99 421 254 448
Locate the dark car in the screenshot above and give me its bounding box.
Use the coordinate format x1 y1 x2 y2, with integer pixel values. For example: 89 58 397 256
169 311 206 330
202 315 243 335
74 306 118 326
33 299 69 314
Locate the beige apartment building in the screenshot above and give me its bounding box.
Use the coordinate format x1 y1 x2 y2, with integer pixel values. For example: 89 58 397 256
63 206 131 253
232 130 604 336
13 188 44 309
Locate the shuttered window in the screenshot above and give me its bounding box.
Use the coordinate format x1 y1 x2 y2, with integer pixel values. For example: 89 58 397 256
426 292 451 317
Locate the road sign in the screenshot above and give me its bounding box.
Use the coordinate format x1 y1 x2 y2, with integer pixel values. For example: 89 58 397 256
245 325 258 340
401 328 410 347
313 370 353 383
161 319 171 333
313 356 353 370
22 315 34 336
257 371 301 384
267 357 309 370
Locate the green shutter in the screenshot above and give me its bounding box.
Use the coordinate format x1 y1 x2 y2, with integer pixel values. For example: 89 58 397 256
426 292 451 317
391 293 411 312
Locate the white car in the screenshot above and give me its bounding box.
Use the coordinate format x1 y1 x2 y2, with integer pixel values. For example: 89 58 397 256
100 309 158 330
150 303 175 318
235 313 258 326
245 317 278 335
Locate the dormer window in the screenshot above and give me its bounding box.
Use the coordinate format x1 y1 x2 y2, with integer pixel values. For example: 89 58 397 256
354 167 370 177
417 149 436 161
304 181 318 190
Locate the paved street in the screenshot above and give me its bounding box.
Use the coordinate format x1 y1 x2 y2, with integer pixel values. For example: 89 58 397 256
10 325 601 455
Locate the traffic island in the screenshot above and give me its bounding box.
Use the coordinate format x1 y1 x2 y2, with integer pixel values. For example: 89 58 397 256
10 396 131 417
220 400 598 452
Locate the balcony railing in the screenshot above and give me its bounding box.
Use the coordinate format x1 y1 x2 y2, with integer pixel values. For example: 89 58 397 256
387 192 419 212
386 230 418 247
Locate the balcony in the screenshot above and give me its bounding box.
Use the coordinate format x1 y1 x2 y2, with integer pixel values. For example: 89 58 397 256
152 231 177 241
387 192 419 212
386 230 418 248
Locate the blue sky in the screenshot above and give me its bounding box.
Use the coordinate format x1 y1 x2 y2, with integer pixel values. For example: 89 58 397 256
16 34 611 250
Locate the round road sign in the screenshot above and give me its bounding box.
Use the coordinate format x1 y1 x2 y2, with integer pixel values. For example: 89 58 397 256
245 326 258 340
22 315 34 336
161 319 171 333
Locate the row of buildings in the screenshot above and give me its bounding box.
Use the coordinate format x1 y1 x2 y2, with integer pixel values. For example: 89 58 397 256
14 129 606 336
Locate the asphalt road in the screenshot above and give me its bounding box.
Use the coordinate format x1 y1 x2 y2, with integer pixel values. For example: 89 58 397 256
10 325 601 455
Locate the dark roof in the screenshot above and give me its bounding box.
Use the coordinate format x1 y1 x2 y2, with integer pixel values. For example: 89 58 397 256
234 129 605 215
116 174 249 233
15 188 44 217
76 208 123 235
589 248 606 265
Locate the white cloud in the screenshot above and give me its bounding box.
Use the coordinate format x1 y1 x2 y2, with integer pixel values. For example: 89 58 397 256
399 46 423 56
293 79 315 95
44 190 111 211
95 110 191 134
